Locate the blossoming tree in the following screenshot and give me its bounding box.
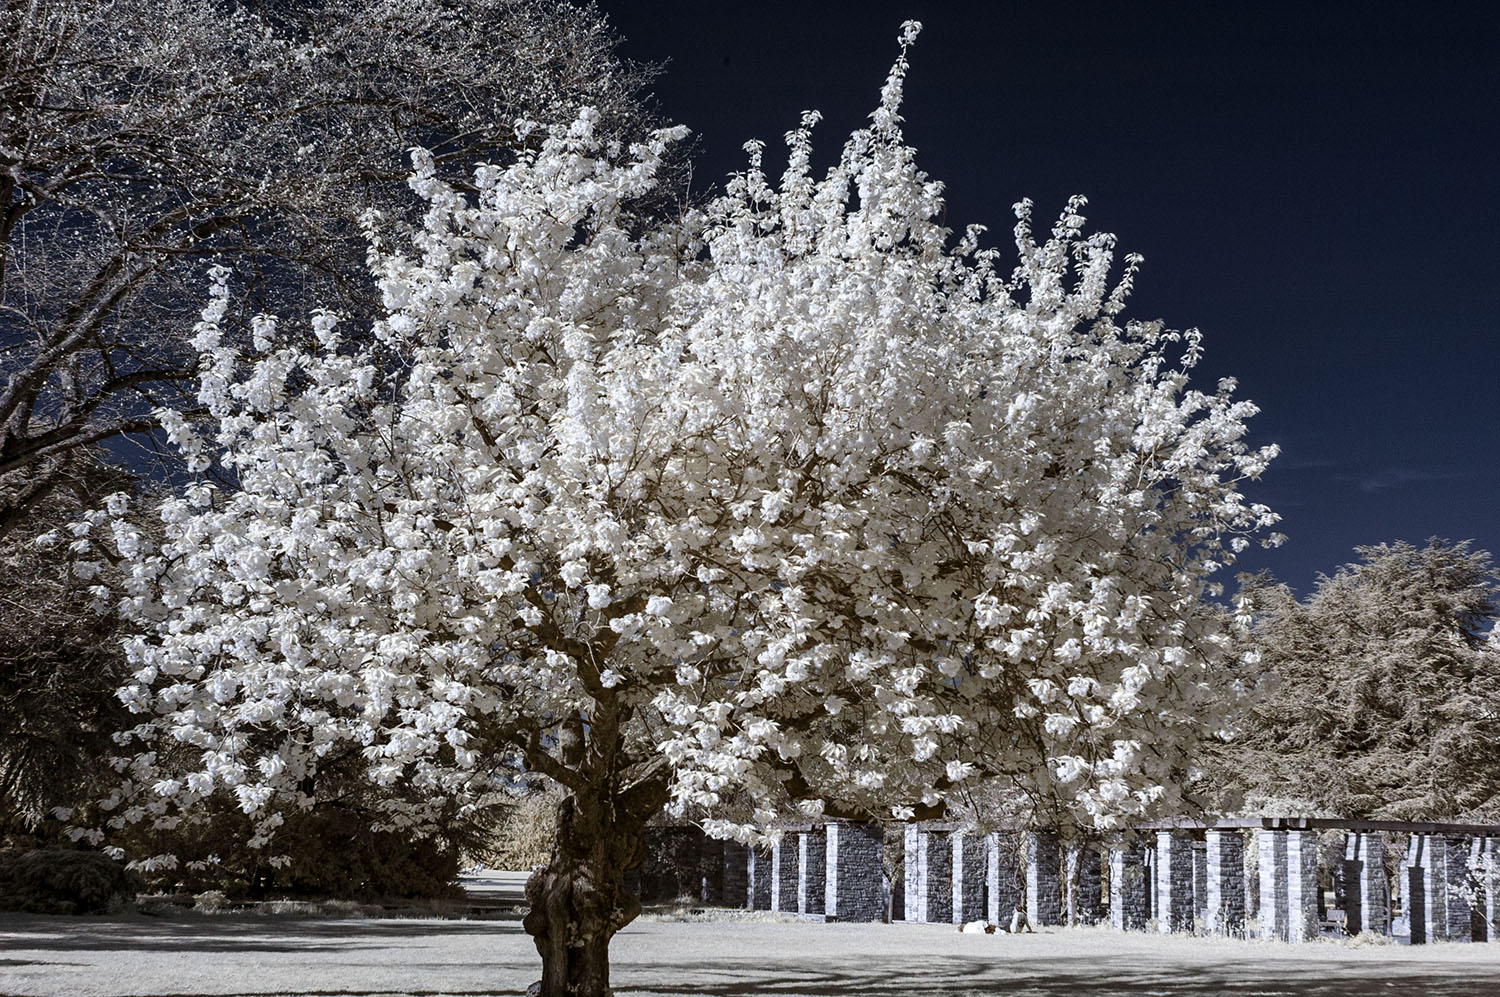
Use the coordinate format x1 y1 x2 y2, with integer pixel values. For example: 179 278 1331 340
80 24 1278 996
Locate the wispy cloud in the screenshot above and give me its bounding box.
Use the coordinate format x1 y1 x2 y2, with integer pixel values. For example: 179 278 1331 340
1340 467 1468 493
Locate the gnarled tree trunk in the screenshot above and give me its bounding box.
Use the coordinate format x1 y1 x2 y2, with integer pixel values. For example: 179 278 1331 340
523 786 646 997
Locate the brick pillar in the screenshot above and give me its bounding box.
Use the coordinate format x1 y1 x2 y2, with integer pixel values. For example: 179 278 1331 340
1156 831 1195 933
1286 829 1319 943
1442 836 1473 942
924 829 953 923
750 846 772 910
1257 829 1288 941
1204 829 1245 935
825 821 885 922
903 825 925 922
986 832 1023 925
1068 843 1104 924
952 831 988 923
1343 832 1387 937
1026 831 1063 926
722 840 749 907
771 833 799 913
1109 840 1149 931
799 827 827 916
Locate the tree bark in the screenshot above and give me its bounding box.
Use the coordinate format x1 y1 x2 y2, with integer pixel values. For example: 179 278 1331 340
523 789 646 997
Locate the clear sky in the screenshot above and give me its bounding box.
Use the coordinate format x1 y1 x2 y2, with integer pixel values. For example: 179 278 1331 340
601 0 1500 598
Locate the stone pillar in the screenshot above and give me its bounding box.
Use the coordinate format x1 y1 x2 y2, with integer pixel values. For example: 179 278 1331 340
1068 843 1104 924
1109 840 1150 931
923 829 953 923
722 840 749 908
1286 829 1319 943
1476 837 1498 942
1257 829 1288 941
1344 832 1388 937
799 827 827 916
986 832 1023 925
825 821 885 922
1204 829 1246 935
750 846 772 911
1192 840 1209 926
952 831 987 923
1155 831 1195 933
1442 836 1473 942
1143 842 1156 921
1027 830 1064 926
1402 834 1470 944
903 825 925 922
1406 835 1430 944
771 833 799 913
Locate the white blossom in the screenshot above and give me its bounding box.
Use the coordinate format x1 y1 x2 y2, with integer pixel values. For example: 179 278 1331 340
85 35 1277 854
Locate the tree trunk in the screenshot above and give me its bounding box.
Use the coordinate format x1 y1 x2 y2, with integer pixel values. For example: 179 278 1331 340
523 790 646 997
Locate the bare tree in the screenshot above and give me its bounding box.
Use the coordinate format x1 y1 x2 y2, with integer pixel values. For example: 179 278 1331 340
0 0 675 538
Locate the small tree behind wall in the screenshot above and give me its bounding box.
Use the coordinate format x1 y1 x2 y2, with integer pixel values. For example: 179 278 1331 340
78 24 1278 997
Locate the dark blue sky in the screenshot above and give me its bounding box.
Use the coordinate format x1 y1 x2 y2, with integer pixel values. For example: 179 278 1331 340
602 1 1500 597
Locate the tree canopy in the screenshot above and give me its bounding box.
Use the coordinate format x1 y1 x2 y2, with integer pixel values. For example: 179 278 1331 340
0 0 671 540
71 23 1279 996
1230 539 1500 820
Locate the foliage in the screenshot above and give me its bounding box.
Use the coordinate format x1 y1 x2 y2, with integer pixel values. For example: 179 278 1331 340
0 465 136 837
4 0 666 892
0 0 672 540
1228 539 1500 819
0 847 142 914
72 22 1278 994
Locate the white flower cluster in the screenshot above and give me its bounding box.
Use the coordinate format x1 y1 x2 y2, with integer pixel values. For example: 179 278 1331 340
79 26 1278 846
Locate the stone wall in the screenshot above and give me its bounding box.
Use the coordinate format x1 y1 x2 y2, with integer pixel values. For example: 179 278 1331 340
722 840 749 908
1475 837 1497 942
952 831 987 924
1285 830 1319 943
1442 835 1473 942
1257 829 1288 941
1204 830 1245 935
1027 831 1063 926
1069 843 1105 924
1109 841 1149 931
1156 832 1195 933
800 827 827 916
923 830 953 924
1343 832 1387 937
771 834 799 913
987 832 1024 925
825 821 885 923
750 847 772 911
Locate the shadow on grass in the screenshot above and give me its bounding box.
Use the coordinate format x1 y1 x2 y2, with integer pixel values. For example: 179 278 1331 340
0 911 523 954
615 953 1500 997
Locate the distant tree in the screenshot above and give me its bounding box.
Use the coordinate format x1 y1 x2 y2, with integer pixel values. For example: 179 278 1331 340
0 0 673 540
74 25 1278 996
1229 539 1500 819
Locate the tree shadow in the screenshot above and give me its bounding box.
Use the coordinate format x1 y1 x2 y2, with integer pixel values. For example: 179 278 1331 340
619 953 1500 996
0 912 523 954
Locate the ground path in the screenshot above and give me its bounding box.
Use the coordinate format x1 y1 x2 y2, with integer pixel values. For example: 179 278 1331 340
5 910 1500 997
